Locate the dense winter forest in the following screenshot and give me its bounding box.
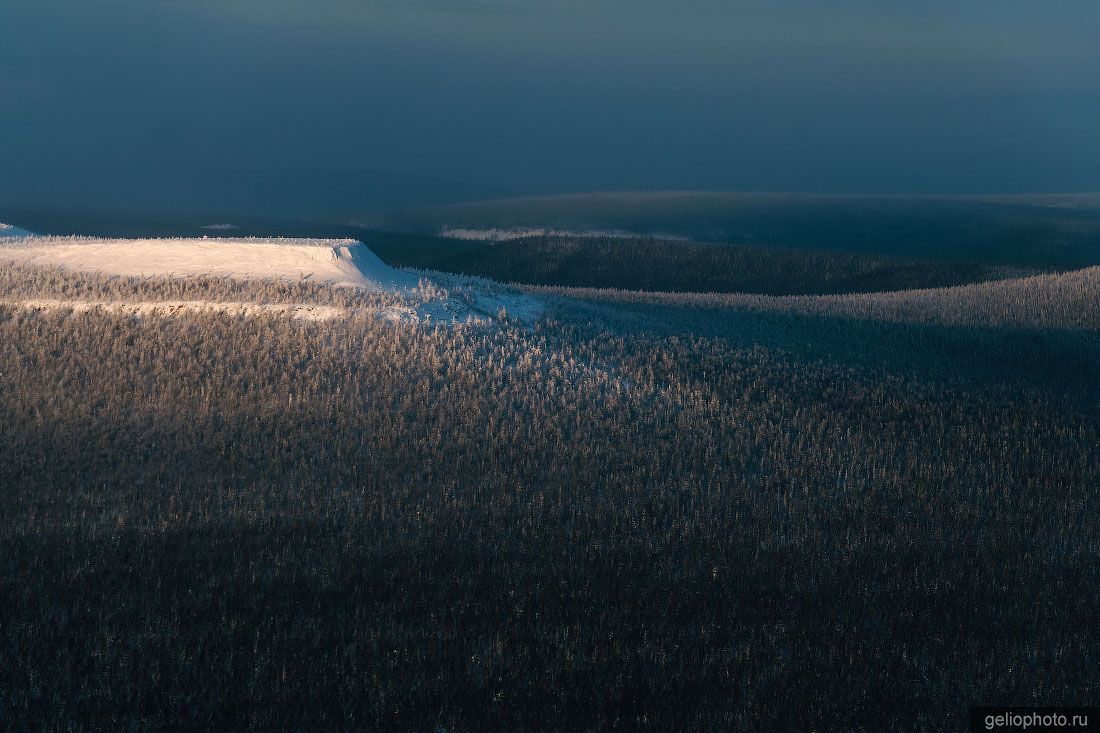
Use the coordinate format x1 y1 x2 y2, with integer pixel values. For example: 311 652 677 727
2 257 1097 729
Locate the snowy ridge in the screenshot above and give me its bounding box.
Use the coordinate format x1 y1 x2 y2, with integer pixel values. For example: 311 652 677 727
0 235 543 325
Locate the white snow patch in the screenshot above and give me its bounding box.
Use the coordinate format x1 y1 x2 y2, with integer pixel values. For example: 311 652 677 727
0 236 544 325
0 223 36 239
0 237 421 290
425 269 545 324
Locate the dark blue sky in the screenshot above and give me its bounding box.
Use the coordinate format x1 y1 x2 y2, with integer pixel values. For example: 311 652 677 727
2 0 1098 217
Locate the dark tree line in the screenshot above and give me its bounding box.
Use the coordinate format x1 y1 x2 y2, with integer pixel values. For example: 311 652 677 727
530 264 1100 330
370 233 1031 296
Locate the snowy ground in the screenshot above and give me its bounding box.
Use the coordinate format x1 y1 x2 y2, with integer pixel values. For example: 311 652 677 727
0 223 35 238
0 233 543 325
0 236 414 289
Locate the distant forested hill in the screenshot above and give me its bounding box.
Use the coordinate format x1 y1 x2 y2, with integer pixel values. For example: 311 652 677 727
379 192 1100 269
367 233 1032 295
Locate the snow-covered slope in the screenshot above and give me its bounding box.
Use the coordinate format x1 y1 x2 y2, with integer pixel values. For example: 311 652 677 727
0 237 422 291
0 223 36 239
0 235 543 324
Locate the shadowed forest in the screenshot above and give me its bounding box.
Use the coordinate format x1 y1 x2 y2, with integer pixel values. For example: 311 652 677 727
2 248 1098 728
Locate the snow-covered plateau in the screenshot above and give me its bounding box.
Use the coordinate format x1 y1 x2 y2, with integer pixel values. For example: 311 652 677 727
0 232 542 324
